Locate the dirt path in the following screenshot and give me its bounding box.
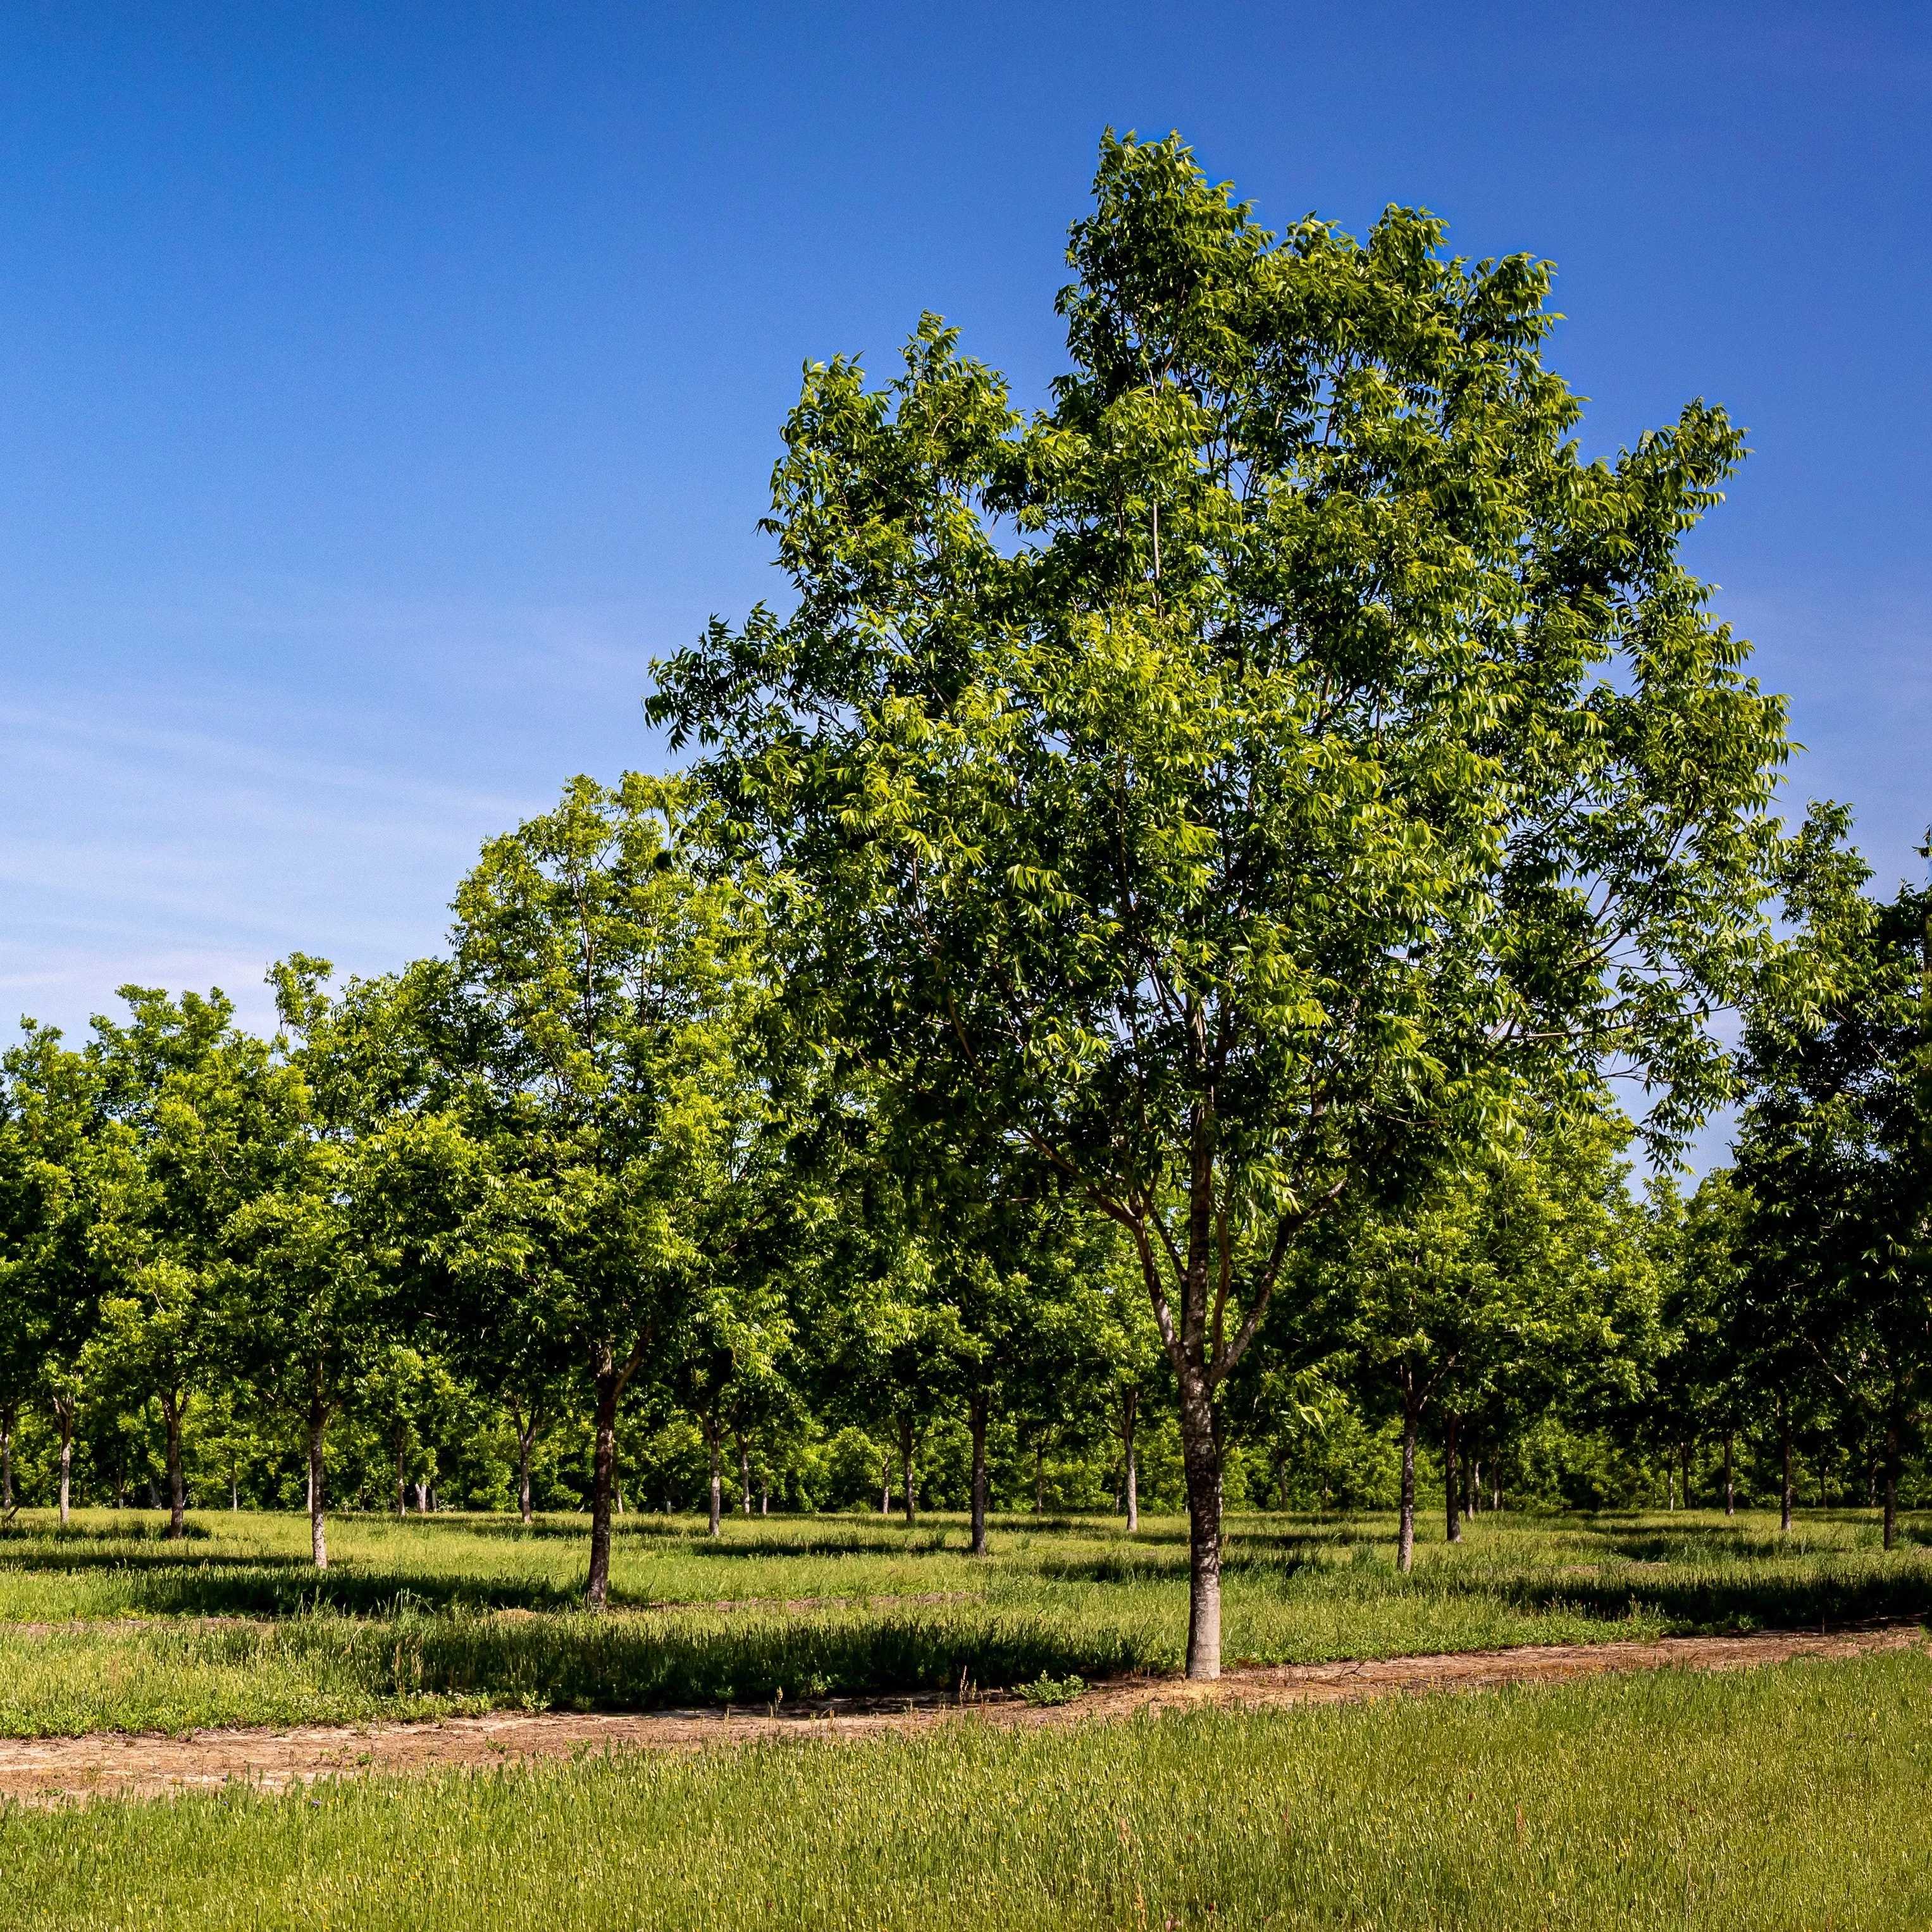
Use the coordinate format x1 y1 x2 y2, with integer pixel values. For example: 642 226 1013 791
0 1621 1918 1805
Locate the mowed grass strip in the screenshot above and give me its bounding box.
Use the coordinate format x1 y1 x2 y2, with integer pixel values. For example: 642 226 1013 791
5 1650 1931 1930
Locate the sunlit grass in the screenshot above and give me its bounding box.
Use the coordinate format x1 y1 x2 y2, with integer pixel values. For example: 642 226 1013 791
6 1650 1931 1929
1 1505 1928 1735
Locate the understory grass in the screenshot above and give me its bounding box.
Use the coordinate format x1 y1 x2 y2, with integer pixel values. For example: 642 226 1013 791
3 1505 1931 1733
6 1650 1932 1929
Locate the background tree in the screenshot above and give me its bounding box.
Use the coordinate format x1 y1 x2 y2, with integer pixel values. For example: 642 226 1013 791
0 1024 108 1524
445 773 776 1604
1733 855 1932 1547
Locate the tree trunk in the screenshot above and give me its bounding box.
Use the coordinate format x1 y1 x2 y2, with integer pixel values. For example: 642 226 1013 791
394 1420 408 1516
880 1446 891 1515
736 1429 752 1516
1 1402 13 1509
1444 1411 1462 1545
760 1482 769 1516
969 1392 989 1557
1681 1440 1692 1511
56 1397 74 1526
1033 1443 1044 1514
1666 1459 1675 1511
706 1415 724 1538
1468 1454 1482 1517
1120 1385 1139 1534
1780 1408 1793 1535
1177 1367 1223 1680
900 1413 918 1528
307 1399 329 1569
517 1416 536 1525
164 1395 185 1540
414 1480 429 1513
1723 1429 1735 1516
1397 1406 1419 1575
230 1466 238 1511
1884 1411 1900 1552
585 1349 623 1608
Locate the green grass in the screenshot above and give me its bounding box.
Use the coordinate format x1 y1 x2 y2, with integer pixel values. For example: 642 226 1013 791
3 1504 1931 1734
6 1650 1931 1928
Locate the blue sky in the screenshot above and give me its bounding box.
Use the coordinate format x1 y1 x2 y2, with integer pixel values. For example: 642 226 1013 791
3 1 1928 1092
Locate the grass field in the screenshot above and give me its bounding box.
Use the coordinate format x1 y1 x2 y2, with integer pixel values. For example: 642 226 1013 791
3 1647 1929 1929
2 1503 1930 1735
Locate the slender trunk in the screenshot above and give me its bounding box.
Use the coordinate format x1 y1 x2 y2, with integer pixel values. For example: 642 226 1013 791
394 1420 407 1516
1121 1385 1139 1535
1033 1443 1044 1514
1468 1455 1482 1518
1723 1429 1735 1516
736 1429 752 1516
307 1399 329 1570
1444 1411 1462 1545
1780 1407 1793 1535
760 1483 768 1516
230 1466 238 1511
585 1349 622 1608
414 1480 428 1513
706 1415 723 1538
1 1401 13 1509
880 1445 891 1516
56 1397 74 1526
1177 1365 1222 1680
516 1414 537 1526
1667 1460 1675 1511
969 1392 989 1557
164 1395 185 1540
1681 1440 1692 1511
1884 1413 1900 1552
1397 1406 1419 1574
900 1413 918 1528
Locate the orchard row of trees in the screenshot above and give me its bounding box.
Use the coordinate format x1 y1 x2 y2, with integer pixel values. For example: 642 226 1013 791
4 134 1921 1677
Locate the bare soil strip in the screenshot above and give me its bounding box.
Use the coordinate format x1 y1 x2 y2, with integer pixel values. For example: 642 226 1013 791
1 1621 1918 1805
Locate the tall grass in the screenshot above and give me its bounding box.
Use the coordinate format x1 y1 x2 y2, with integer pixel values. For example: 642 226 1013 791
5 1650 1931 1928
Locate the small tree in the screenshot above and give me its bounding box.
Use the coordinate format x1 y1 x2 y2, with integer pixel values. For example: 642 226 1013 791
446 774 776 1606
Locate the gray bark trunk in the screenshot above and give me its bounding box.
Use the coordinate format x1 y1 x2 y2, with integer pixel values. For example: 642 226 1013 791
1444 1412 1461 1545
1780 1410 1793 1535
1397 1408 1418 1574
585 1350 622 1607
1723 1429 1735 1516
900 1413 918 1528
707 1420 723 1537
1884 1414 1900 1551
737 1430 752 1516
164 1397 185 1540
1121 1385 1139 1534
307 1401 329 1569
1 1403 13 1509
1177 1368 1222 1680
969 1394 989 1557
56 1399 74 1526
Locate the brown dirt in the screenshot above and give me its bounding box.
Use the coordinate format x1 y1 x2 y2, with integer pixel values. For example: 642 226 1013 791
0 1619 1917 1805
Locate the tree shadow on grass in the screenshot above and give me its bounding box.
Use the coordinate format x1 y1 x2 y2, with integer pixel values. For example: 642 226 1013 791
0 1549 586 1618
1487 1559 1932 1633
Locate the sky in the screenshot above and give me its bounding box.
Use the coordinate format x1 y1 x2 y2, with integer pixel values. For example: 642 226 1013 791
1 1 1928 1144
